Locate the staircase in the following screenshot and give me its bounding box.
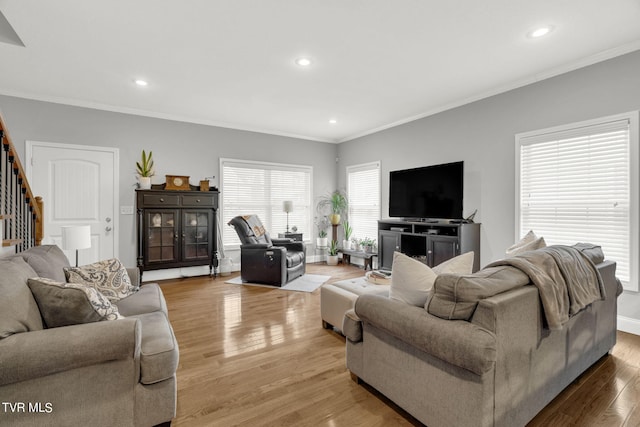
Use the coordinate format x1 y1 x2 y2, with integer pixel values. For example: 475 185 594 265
0 114 43 251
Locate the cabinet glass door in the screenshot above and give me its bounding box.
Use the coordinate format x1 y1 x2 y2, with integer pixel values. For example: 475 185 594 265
183 210 212 261
146 210 178 263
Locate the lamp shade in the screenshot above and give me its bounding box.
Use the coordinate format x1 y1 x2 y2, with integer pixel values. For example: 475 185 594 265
283 201 293 213
61 225 92 250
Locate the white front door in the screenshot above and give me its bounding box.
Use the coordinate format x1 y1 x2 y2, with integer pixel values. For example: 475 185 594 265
26 141 119 265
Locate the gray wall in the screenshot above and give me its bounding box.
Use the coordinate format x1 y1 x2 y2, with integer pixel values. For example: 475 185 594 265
0 95 338 272
338 50 640 321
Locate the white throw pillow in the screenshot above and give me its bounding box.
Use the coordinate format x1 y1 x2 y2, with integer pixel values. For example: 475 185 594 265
433 251 474 275
506 230 546 257
389 251 475 307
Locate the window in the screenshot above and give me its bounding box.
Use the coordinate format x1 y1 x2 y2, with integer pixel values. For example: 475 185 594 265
347 161 381 244
220 159 312 248
516 112 639 290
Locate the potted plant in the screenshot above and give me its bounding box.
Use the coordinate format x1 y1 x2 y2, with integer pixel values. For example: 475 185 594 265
342 220 353 250
317 190 348 225
136 150 154 189
315 216 330 247
327 239 339 266
361 237 376 253
351 237 361 252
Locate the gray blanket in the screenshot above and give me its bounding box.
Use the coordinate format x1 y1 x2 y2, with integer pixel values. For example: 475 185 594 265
487 245 605 330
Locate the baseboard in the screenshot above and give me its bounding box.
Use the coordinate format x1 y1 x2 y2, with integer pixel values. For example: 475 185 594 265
141 265 212 282
617 315 640 336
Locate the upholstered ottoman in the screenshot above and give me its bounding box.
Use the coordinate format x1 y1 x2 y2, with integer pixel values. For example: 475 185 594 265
320 276 390 332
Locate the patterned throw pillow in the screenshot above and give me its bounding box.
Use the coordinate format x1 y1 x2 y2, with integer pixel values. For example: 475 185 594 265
27 277 123 328
64 258 136 302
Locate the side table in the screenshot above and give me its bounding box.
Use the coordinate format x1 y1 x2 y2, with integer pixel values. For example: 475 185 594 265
278 232 303 241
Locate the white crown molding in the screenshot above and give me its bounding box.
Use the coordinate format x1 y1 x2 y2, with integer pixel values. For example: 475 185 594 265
1 41 639 145
338 41 640 143
0 88 338 144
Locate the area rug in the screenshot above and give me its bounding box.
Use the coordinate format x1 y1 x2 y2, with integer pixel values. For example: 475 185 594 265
225 274 331 293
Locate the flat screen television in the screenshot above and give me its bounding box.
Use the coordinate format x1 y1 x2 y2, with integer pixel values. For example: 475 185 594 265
389 161 463 220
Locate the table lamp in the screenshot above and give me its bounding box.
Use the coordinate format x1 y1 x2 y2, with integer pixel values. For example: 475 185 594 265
283 201 293 233
62 225 91 267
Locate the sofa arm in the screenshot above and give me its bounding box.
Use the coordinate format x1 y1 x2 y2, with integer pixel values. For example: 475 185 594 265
274 240 306 253
127 267 141 289
342 309 362 343
355 294 496 375
241 243 270 250
0 318 141 386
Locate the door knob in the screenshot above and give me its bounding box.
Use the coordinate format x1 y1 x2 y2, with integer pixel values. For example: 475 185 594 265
105 226 112 232
106 217 112 223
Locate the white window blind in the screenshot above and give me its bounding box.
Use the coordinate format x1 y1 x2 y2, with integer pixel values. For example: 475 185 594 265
221 159 312 248
347 161 380 244
516 112 638 290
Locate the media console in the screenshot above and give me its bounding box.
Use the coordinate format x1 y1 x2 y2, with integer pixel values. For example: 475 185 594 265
378 219 480 272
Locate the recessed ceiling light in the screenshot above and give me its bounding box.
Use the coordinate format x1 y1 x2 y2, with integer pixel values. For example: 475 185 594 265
134 79 149 87
329 119 337 124
295 57 312 67
527 25 554 39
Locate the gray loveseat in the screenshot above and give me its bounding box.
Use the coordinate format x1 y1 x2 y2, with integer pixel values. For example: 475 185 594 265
0 245 178 427
344 245 620 427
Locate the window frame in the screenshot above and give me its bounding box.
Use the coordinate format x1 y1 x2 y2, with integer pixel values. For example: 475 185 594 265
220 158 313 250
515 111 639 291
346 161 381 244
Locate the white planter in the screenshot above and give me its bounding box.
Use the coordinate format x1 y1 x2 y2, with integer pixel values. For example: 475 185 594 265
317 237 328 248
219 257 233 276
138 176 152 190
327 255 339 266
342 240 352 250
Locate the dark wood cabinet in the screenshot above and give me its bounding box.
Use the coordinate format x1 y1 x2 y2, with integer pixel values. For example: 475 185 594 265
136 189 219 274
378 220 480 272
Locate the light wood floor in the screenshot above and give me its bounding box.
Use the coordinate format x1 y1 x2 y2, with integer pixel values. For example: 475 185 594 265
159 263 640 427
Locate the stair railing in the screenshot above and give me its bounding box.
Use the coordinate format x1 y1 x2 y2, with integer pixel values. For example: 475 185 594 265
0 114 43 251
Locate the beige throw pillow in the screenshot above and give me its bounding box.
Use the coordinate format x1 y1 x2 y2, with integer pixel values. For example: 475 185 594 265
389 251 475 307
506 230 546 257
27 277 123 328
64 258 136 302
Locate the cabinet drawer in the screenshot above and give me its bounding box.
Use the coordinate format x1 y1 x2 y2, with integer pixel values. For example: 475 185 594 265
141 194 180 207
182 194 217 207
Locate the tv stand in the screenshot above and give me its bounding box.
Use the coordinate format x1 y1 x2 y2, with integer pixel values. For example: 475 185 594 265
378 219 480 271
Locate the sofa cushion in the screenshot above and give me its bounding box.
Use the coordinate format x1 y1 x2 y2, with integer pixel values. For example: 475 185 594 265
356 294 497 375
390 251 475 307
427 265 530 320
0 257 43 339
116 283 167 317
12 244 70 282
27 277 123 328
506 230 546 257
64 258 136 302
128 311 179 384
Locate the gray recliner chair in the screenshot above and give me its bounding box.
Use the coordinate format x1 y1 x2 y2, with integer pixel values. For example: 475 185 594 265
228 215 306 286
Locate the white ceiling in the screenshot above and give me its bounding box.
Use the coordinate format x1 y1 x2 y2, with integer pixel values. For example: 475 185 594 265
0 0 639 143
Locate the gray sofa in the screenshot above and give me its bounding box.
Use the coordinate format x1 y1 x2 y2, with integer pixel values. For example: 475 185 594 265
344 247 620 427
0 245 178 427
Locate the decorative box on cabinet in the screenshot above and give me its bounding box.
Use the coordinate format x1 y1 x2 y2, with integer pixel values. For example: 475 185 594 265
136 189 219 275
378 219 480 272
